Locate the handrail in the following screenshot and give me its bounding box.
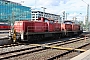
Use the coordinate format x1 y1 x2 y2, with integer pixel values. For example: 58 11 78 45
27 26 47 31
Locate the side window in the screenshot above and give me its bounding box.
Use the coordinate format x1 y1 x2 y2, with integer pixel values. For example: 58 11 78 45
45 19 48 22
32 14 35 18
64 21 72 24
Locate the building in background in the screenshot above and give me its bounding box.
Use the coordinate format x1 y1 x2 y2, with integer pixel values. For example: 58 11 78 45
31 11 61 23
0 0 31 24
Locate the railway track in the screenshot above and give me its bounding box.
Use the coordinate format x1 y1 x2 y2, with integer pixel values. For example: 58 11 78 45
0 41 46 60
0 43 24 48
0 33 89 60
48 43 90 60
0 32 89 60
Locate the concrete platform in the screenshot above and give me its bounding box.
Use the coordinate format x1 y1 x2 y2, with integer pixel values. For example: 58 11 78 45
0 30 9 33
70 49 90 60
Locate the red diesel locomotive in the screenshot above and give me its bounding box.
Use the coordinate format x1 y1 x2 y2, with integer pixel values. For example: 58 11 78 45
10 17 83 42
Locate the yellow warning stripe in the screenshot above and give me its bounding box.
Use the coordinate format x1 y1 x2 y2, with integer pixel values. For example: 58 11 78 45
30 44 86 52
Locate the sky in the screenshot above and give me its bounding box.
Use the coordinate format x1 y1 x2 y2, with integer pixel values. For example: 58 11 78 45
8 0 90 22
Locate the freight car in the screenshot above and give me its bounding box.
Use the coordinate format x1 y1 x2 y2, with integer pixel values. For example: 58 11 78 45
9 17 83 42
0 23 11 30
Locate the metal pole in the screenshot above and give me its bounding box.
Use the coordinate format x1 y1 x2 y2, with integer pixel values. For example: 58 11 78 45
66 13 67 20
41 7 46 17
85 4 89 31
66 13 69 20
82 0 89 31
12 11 14 26
62 11 65 22
86 4 89 31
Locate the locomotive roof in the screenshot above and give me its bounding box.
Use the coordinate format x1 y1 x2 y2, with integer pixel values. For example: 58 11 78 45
64 20 74 23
